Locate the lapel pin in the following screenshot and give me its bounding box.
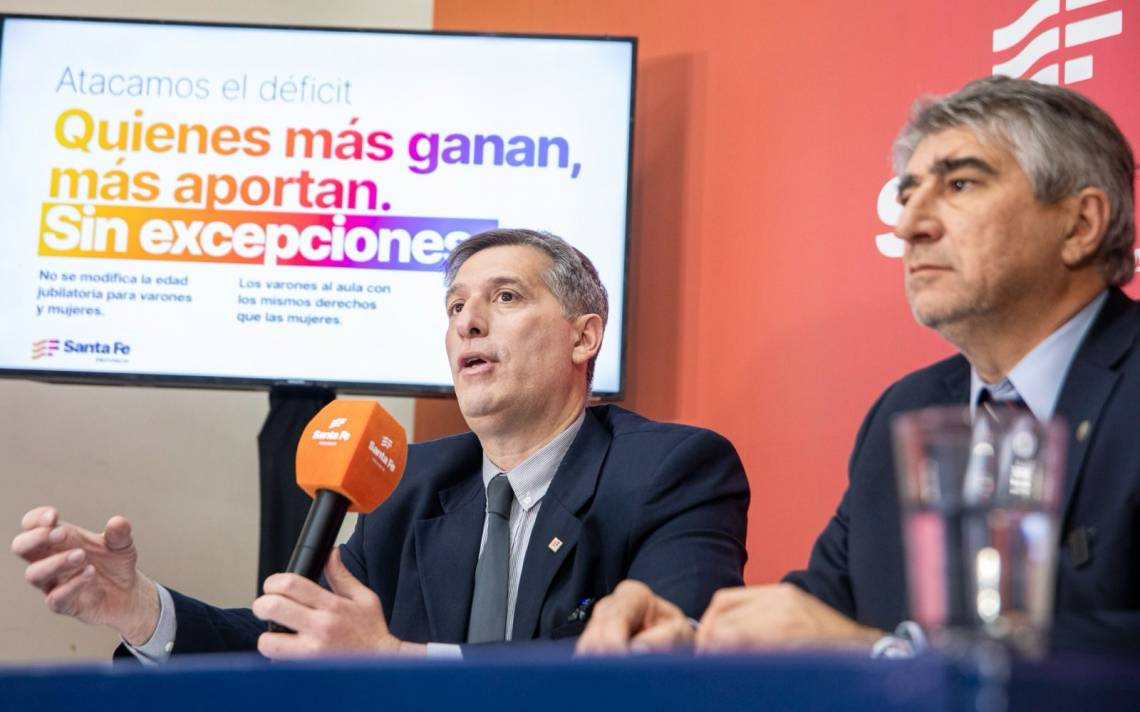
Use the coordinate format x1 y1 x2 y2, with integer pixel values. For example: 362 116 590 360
1067 527 1093 567
548 537 563 553
1076 420 1090 442
567 597 594 622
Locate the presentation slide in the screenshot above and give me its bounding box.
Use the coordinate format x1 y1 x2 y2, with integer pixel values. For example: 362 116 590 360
0 17 633 394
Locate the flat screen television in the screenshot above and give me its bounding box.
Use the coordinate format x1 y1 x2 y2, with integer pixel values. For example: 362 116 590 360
0 15 635 396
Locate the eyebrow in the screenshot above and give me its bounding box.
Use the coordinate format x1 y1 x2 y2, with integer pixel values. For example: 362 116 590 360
897 155 1000 197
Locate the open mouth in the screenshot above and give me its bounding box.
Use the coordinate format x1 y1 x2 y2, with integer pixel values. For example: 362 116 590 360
458 352 495 373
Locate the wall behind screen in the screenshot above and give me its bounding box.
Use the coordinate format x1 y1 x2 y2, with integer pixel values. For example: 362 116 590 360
0 0 432 664
432 0 1140 585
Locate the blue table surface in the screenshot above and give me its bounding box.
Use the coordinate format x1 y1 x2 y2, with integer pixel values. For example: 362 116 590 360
2 646 1138 712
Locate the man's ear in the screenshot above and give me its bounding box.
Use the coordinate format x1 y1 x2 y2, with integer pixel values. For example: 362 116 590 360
570 313 604 366
1060 186 1111 268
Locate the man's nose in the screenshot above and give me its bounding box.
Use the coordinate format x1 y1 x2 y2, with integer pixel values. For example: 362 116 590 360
894 185 943 245
455 300 488 338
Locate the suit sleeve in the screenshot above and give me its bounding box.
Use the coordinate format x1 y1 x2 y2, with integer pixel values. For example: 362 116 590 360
625 429 750 620
338 517 369 587
117 526 373 659
782 490 857 617
782 385 895 618
159 588 266 654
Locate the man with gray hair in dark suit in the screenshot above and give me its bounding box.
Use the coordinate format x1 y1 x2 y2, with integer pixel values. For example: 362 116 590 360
579 76 1140 657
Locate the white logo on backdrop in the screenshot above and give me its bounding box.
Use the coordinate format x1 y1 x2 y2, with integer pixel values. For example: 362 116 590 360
873 0 1125 259
992 0 1122 85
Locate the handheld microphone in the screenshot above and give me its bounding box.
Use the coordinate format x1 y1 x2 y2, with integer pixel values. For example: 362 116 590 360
268 399 407 633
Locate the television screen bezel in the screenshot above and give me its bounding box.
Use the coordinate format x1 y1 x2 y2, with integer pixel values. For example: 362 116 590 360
0 13 636 399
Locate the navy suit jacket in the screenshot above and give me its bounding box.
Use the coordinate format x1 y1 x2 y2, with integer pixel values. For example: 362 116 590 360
785 289 1140 656
166 404 749 653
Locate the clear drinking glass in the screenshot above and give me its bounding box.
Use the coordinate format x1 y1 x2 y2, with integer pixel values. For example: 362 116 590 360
891 405 1066 657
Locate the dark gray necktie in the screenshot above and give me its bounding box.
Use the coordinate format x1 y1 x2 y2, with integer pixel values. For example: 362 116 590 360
467 474 514 643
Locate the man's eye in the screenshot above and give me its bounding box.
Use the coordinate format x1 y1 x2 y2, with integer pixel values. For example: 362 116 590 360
949 178 972 191
897 193 910 207
496 291 515 303
448 302 464 315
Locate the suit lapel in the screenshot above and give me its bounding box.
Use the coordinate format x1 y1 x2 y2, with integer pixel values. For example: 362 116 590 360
1054 290 1137 525
413 471 485 642
937 292 1137 525
940 356 972 405
510 409 611 640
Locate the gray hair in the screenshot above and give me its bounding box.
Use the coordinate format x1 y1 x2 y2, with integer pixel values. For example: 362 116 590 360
892 75 1135 286
444 228 609 386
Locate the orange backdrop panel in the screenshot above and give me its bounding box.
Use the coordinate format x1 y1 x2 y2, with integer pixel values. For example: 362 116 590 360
427 0 1140 584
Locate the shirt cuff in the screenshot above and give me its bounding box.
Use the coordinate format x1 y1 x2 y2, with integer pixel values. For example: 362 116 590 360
121 583 177 665
870 620 928 659
425 643 463 660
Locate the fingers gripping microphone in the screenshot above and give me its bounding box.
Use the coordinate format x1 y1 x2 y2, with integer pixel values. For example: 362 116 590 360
268 400 407 633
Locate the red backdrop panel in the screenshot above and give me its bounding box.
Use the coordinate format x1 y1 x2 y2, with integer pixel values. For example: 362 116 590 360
427 0 1140 584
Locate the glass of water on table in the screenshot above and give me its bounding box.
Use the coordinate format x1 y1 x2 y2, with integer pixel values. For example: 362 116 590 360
891 405 1066 657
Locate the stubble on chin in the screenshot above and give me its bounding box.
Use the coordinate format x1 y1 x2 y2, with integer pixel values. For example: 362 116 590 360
910 301 948 329
907 289 990 344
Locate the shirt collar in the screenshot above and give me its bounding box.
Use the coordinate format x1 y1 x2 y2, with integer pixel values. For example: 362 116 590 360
481 410 586 511
969 291 1107 421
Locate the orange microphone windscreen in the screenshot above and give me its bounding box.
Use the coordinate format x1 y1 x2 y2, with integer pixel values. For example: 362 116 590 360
295 400 408 513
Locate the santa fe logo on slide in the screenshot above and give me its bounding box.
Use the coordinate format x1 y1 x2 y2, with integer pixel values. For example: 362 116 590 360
874 0 1125 259
31 339 60 360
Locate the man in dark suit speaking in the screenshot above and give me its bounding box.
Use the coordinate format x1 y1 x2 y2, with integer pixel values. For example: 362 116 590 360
578 76 1140 657
13 229 749 659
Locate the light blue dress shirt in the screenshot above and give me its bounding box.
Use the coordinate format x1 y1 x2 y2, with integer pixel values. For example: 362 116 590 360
969 291 1107 420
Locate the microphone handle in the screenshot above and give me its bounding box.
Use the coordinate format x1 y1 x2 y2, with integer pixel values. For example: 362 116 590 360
286 488 351 580
267 488 350 634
